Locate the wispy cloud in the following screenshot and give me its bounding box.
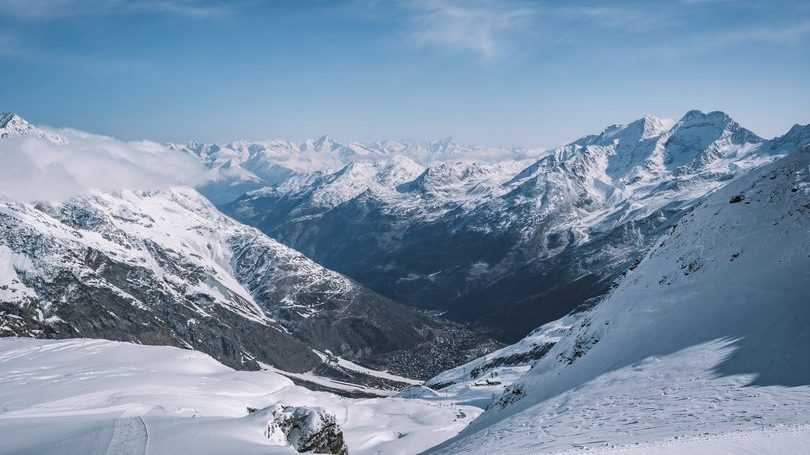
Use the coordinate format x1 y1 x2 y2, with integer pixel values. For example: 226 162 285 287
554 5 668 31
711 21 810 46
0 0 233 20
637 18 810 62
389 1 674 59
401 0 539 60
661 20 810 57
681 0 736 4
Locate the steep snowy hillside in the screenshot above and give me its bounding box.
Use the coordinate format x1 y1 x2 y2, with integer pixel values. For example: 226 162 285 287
225 111 799 340
427 143 810 454
0 338 480 455
0 186 497 379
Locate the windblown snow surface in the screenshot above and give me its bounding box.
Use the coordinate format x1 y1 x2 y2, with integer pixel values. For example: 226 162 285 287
0 338 479 455
426 145 810 454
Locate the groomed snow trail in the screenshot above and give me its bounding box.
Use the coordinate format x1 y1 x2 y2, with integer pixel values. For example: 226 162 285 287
106 417 148 455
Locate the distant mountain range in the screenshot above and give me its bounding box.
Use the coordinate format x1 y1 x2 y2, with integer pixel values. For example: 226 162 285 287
216 111 809 340
168 135 545 204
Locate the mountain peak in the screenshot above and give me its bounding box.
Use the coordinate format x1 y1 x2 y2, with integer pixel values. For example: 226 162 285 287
631 115 675 139
785 123 810 137
642 113 674 129
673 110 763 145
765 123 810 154
0 112 67 144
0 112 38 140
313 134 333 147
302 134 340 153
0 112 29 129
429 136 456 155
585 115 673 146
677 109 734 127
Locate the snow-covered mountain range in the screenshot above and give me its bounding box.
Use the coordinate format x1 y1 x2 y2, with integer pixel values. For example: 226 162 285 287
425 138 810 454
0 114 498 383
169 136 544 204
220 111 807 340
3 110 807 366
2 110 810 454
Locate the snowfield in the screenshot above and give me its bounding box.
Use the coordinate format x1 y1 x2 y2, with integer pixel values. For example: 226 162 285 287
0 337 480 455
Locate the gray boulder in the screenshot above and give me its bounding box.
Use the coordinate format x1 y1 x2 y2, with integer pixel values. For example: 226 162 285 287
264 404 348 455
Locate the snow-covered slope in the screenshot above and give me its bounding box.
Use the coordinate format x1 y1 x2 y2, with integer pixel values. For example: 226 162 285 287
0 187 311 371
0 185 497 379
224 112 799 341
427 143 810 454
0 337 480 455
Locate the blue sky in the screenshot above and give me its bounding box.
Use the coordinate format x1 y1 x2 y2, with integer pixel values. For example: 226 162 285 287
1 0 808 147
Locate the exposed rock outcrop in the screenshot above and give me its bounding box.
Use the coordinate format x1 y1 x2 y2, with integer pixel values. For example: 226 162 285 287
264 404 348 455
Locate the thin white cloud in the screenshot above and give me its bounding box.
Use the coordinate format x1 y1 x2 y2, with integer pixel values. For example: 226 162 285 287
712 21 810 46
554 5 668 31
643 19 810 60
128 0 231 18
402 0 539 59
665 20 810 57
681 0 736 4
0 0 232 20
0 129 206 202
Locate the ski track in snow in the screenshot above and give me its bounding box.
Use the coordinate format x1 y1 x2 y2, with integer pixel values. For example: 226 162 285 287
106 417 148 455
